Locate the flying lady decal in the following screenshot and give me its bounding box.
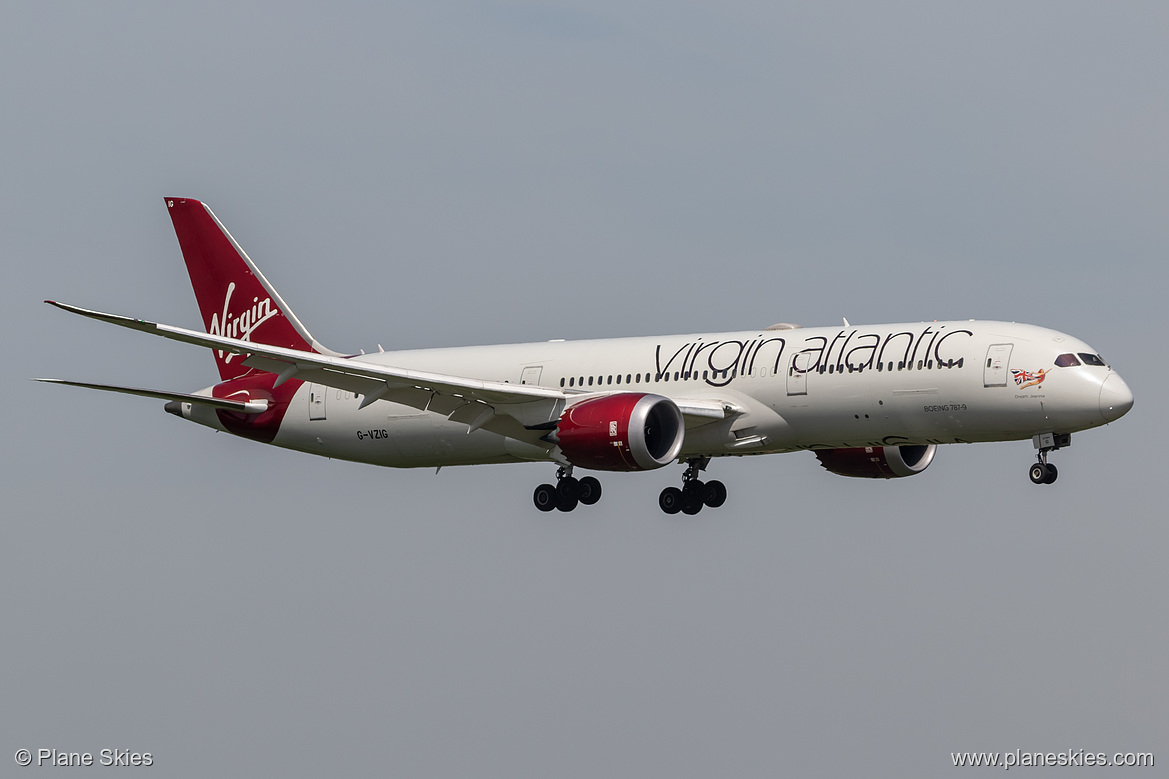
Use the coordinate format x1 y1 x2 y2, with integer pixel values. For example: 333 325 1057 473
1011 368 1048 390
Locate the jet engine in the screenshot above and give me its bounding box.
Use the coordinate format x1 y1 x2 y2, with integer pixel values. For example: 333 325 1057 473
553 393 685 471
814 444 936 479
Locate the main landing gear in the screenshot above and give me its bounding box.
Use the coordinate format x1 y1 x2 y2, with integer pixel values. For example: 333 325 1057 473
533 466 602 512
1029 432 1070 485
659 458 727 515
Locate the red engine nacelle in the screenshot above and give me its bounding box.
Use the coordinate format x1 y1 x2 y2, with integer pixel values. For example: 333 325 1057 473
554 393 685 471
814 444 936 479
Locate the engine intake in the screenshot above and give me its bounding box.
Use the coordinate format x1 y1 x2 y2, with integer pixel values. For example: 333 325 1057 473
554 393 685 471
814 444 936 479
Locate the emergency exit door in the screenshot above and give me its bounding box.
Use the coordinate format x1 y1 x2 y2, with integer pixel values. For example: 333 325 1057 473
309 383 327 420
787 352 811 395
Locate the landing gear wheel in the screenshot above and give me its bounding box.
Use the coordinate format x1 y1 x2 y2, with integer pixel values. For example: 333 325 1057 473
556 491 579 512
703 480 727 508
1042 463 1058 484
659 487 683 515
681 480 705 514
1029 462 1048 484
533 483 557 512
557 476 580 501
578 476 602 505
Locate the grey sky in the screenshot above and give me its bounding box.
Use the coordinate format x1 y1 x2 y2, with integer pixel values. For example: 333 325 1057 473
3 2 1165 776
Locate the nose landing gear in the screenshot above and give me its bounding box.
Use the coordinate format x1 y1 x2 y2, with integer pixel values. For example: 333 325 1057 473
1029 461 1058 484
533 466 602 512
1029 433 1070 485
659 457 727 515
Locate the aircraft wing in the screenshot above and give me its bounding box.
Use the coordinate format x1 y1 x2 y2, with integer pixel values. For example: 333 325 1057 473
48 301 742 442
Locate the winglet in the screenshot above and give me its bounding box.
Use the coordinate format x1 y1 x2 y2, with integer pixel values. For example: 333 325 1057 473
45 300 161 334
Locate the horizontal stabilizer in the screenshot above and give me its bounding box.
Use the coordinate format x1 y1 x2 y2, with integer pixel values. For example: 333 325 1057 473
34 378 270 414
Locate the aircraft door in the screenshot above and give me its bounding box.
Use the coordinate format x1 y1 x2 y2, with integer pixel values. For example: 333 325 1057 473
983 344 1013 387
520 366 542 386
309 383 327 420
787 352 811 395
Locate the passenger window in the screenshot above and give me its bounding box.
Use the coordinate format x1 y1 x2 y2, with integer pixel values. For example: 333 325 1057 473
607 375 613 384
560 378 566 387
626 374 631 383
1055 353 1081 367
1079 353 1106 367
588 376 593 386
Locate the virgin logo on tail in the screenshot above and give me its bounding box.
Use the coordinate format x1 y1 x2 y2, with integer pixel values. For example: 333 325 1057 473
208 282 279 363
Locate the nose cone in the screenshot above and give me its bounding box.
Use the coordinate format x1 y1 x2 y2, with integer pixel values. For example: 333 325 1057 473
1099 373 1134 423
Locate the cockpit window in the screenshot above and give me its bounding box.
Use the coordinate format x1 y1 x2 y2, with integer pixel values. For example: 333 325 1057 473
1054 353 1081 367
1079 353 1107 367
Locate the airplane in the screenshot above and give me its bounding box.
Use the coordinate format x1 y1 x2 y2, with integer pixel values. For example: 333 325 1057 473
38 197 1134 514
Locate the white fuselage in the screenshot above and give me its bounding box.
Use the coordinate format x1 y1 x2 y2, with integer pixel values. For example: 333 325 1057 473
183 320 1130 470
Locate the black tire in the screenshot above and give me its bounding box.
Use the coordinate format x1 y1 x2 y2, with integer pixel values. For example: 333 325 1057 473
556 492 579 512
703 479 727 508
1029 463 1048 484
557 476 580 501
578 476 602 505
659 487 683 515
682 492 704 514
533 483 557 512
1043 463 1058 484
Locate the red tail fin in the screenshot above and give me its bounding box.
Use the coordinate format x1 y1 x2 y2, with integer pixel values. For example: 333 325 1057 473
166 197 328 380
